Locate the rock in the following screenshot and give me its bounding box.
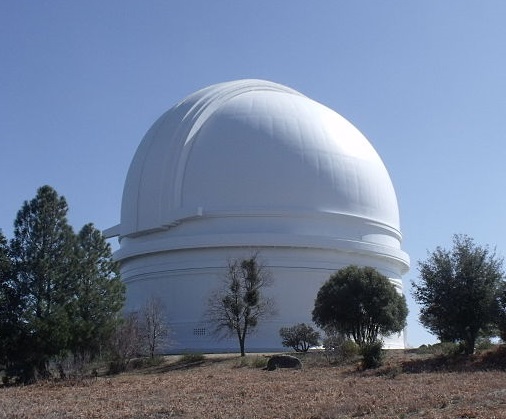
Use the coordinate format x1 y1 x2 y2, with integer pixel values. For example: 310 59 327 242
266 355 302 371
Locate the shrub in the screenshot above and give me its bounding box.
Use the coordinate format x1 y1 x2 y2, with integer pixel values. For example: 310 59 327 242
441 342 466 357
107 360 124 375
414 342 465 357
323 330 359 364
341 340 360 359
413 344 432 354
233 355 268 369
360 340 384 369
129 355 164 369
250 356 268 369
234 357 249 368
475 337 494 352
107 312 142 373
52 352 100 380
179 352 205 364
279 323 320 352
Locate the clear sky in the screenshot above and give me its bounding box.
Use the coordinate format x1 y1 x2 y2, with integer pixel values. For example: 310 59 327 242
2 1 506 347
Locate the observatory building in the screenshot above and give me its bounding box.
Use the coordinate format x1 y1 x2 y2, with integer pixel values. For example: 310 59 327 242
105 79 410 352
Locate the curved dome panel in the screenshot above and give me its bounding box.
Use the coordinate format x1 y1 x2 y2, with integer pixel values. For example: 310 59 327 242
120 79 399 238
112 79 410 351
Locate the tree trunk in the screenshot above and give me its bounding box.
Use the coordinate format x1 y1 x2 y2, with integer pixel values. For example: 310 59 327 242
239 322 247 356
239 337 245 356
464 335 476 355
36 358 51 380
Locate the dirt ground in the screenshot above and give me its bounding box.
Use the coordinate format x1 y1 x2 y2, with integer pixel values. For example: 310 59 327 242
1 350 506 419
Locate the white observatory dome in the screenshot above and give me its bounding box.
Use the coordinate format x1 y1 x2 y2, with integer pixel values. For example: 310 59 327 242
106 79 409 352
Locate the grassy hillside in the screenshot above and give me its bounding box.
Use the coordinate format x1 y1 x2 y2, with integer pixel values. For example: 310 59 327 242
1 347 506 418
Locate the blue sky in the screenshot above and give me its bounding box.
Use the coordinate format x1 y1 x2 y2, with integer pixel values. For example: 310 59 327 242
2 1 506 347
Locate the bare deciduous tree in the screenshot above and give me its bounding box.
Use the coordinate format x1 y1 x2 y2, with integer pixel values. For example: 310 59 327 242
140 295 170 358
108 312 141 373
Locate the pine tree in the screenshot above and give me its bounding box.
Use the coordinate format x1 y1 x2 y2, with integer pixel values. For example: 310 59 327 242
9 185 77 380
0 230 18 368
69 223 124 360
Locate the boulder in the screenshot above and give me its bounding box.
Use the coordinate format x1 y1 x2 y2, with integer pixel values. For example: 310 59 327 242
266 355 302 371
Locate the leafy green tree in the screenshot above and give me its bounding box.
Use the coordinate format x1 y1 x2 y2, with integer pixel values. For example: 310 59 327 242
312 265 408 348
207 255 276 356
68 223 125 361
497 283 506 342
279 323 320 352
9 186 77 380
412 234 504 355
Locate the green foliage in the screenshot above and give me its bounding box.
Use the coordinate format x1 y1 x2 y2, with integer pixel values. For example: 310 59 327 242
413 341 469 357
475 337 494 352
279 323 320 352
129 355 165 370
107 360 125 375
360 340 384 369
0 230 11 281
234 356 250 368
207 254 275 356
68 223 125 360
9 186 77 380
179 352 205 364
233 355 267 368
312 265 408 348
0 186 125 383
323 330 360 364
249 355 268 369
412 234 504 355
0 230 18 368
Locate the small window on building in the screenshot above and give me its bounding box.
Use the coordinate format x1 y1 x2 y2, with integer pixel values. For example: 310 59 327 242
193 327 206 336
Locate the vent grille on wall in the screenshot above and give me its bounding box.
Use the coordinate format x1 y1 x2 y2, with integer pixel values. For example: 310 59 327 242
193 327 206 336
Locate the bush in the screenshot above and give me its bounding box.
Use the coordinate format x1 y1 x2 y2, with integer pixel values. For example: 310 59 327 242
234 357 249 368
341 340 360 359
107 360 125 375
179 352 205 364
360 340 384 369
475 337 494 352
250 356 268 369
413 344 432 354
233 355 268 369
129 356 164 369
107 312 142 373
441 342 466 357
279 323 320 352
323 331 359 364
52 352 100 380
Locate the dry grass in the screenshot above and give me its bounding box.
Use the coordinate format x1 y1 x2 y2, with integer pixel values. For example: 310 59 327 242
1 349 506 419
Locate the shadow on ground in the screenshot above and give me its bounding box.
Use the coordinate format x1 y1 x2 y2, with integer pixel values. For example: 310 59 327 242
401 345 506 373
140 354 241 374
